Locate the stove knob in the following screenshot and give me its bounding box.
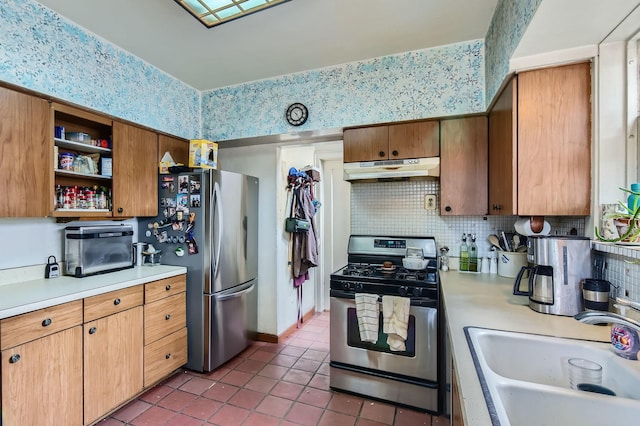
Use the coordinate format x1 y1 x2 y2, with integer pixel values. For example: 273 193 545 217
342 282 351 290
398 286 409 296
412 287 422 297
355 283 364 292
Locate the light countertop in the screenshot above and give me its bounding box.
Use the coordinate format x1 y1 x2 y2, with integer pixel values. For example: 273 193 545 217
0 265 187 319
440 271 611 425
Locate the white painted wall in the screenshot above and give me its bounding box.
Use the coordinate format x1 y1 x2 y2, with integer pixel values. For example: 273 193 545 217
216 145 278 335
219 142 331 336
0 218 136 272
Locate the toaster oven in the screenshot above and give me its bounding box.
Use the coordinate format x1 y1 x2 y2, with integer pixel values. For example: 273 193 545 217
64 225 134 277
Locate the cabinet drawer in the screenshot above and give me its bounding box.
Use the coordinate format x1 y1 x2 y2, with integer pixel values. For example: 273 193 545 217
84 285 143 322
1 300 83 350
145 275 186 304
144 327 187 387
144 292 186 345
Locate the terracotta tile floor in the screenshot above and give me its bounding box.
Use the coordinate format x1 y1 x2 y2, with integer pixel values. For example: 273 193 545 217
103 311 447 425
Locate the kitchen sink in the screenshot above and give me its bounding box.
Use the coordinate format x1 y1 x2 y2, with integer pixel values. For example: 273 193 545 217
465 327 640 426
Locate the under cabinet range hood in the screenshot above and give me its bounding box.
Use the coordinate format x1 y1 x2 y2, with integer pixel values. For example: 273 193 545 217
343 157 440 181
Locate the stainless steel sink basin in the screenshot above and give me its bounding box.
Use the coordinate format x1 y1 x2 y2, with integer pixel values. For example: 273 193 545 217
465 327 640 426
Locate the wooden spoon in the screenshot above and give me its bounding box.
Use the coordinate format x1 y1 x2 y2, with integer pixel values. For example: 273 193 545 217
488 234 502 250
530 216 544 234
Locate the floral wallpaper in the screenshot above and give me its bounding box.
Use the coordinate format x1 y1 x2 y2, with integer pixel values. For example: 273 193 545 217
1 0 539 142
484 0 542 106
202 40 485 141
0 0 200 139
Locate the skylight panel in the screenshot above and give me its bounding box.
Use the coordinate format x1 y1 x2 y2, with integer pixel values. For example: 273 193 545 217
175 0 291 28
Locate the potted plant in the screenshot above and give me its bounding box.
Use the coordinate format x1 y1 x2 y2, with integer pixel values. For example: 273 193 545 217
595 187 640 243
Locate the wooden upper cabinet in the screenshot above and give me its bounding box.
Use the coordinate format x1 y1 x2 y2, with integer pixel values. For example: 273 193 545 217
440 116 488 216
0 87 51 217
488 62 591 216
112 121 158 217
488 77 517 216
389 121 439 159
517 62 591 216
343 120 440 163
158 134 189 166
343 126 389 162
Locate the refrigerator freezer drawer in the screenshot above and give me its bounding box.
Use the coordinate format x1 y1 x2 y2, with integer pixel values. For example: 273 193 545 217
204 281 256 371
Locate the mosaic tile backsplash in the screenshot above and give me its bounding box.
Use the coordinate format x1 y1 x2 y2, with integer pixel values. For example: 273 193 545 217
0 0 200 139
203 40 485 141
350 179 585 259
350 180 640 304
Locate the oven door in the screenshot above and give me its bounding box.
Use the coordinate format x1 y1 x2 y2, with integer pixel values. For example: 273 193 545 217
330 292 438 382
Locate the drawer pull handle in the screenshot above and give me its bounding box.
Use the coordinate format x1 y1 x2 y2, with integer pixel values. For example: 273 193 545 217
89 327 97 335
114 298 121 305
165 314 171 321
378 151 385 157
165 284 171 291
42 318 52 327
9 354 21 364
166 353 172 359
391 150 399 156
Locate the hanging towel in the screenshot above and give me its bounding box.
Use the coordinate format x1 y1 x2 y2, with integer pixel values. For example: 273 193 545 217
355 293 379 343
382 295 410 351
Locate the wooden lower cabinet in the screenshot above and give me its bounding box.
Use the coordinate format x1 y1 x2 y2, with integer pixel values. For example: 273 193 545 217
0 278 187 425
452 366 465 426
83 306 144 425
1 326 83 426
144 327 188 387
143 274 188 388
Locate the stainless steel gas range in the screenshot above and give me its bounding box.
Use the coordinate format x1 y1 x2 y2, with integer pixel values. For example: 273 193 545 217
329 235 441 413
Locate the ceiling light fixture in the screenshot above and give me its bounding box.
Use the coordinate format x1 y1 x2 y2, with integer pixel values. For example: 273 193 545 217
174 0 291 28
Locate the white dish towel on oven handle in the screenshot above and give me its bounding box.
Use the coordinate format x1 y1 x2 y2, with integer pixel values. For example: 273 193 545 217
382 296 410 351
355 293 379 343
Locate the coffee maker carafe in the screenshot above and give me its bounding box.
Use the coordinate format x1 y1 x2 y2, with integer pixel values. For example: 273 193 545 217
513 236 591 316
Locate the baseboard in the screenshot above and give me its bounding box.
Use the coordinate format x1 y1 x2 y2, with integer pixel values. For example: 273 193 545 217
255 308 316 344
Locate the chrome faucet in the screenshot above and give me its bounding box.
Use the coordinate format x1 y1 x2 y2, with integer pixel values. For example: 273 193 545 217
574 311 640 333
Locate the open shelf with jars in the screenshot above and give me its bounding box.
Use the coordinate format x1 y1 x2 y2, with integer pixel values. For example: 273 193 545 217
52 103 114 217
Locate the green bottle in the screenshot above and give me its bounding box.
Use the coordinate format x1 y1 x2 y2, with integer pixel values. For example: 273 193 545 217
460 233 469 271
469 233 478 272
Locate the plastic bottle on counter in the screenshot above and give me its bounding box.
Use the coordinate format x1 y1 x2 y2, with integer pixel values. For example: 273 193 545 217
469 233 478 272
460 233 469 271
489 249 498 274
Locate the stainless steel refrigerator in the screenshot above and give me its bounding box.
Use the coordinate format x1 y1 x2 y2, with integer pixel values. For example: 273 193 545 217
139 169 259 372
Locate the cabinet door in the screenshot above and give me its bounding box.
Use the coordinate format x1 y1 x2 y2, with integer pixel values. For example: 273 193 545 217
2 326 83 426
488 78 517 216
112 122 158 217
84 306 143 425
440 117 488 215
517 62 591 215
158 134 189 166
0 86 51 217
389 121 440 159
343 126 389 162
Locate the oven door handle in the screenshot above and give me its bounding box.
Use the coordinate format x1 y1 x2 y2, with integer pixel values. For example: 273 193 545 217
330 289 438 308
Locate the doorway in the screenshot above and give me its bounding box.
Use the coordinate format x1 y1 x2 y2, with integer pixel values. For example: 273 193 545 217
317 157 351 312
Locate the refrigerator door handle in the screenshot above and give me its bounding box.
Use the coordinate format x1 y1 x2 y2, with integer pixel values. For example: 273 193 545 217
214 282 255 302
212 181 223 279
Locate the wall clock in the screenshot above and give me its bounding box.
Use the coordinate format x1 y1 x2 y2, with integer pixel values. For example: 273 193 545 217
286 103 308 126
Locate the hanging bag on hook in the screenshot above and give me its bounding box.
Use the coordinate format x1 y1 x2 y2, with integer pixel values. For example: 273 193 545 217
285 189 310 233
